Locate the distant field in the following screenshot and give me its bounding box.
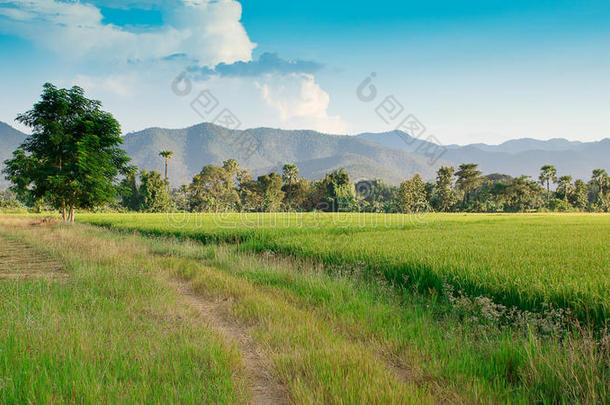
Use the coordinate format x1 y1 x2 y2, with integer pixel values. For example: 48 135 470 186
78 213 610 326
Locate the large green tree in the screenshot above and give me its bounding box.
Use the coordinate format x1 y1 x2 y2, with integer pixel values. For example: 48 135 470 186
455 163 482 209
281 164 311 211
188 164 239 212
138 170 171 212
258 172 285 212
3 83 132 221
430 166 457 212
398 174 429 213
313 168 356 212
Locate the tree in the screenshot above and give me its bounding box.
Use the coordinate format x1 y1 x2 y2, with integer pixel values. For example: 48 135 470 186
355 179 399 213
556 175 574 202
592 169 608 199
159 150 174 181
398 174 429 213
538 164 557 203
257 172 285 212
138 170 171 212
280 164 312 211
3 83 132 222
570 179 589 210
281 164 300 185
455 163 482 209
170 185 190 212
430 166 457 212
314 169 356 212
188 164 239 212
119 170 140 211
0 189 23 210
502 176 544 212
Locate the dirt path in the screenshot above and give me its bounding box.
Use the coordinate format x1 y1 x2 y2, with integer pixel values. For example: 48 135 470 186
0 234 65 280
170 281 290 405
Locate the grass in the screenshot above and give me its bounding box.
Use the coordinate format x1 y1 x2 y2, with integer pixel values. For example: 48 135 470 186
78 212 610 327
1 214 608 403
0 217 245 404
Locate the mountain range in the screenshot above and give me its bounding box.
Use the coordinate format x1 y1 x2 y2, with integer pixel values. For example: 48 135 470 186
1 121 608 188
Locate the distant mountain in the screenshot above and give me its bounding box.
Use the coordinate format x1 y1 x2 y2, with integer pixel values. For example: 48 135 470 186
358 131 610 180
0 122 27 188
1 120 608 190
122 123 443 186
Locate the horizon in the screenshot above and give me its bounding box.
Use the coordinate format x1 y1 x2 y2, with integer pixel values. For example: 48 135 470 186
1 1 609 145
4 119 609 148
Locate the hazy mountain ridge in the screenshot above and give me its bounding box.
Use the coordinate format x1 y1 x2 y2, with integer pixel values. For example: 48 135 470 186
1 121 608 189
122 123 443 186
357 131 609 180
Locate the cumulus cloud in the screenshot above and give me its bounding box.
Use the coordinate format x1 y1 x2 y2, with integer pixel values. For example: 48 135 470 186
73 74 135 98
0 0 348 134
256 73 347 134
0 0 255 66
197 52 323 78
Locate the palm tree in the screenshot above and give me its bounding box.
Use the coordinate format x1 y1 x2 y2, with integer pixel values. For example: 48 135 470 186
592 169 608 198
539 164 557 202
159 150 174 181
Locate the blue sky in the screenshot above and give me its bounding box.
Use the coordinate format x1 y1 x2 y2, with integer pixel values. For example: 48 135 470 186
0 0 609 144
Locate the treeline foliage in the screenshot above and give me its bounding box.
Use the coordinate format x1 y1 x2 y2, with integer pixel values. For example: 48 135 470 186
119 161 610 213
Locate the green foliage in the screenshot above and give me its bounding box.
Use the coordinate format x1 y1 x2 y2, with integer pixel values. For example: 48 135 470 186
455 163 482 208
355 179 399 213
257 172 284 212
119 171 140 211
189 164 239 212
313 168 357 212
281 164 311 211
0 189 23 210
570 179 589 210
539 164 557 202
2 83 132 221
501 176 544 212
398 174 429 213
547 198 573 212
138 170 171 213
159 150 174 181
115 155 609 215
430 166 457 212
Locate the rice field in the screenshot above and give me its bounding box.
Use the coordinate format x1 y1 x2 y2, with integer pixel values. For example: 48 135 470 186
78 212 610 327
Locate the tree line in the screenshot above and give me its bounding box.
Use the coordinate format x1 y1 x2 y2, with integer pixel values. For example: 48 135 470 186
117 158 610 214
2 83 609 219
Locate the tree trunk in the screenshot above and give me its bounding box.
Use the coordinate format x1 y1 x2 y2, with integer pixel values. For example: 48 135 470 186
165 159 168 180
61 201 67 222
68 205 75 223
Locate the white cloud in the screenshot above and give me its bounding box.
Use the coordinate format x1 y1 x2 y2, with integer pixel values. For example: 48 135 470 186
0 0 255 66
0 0 348 134
257 73 347 134
73 74 135 98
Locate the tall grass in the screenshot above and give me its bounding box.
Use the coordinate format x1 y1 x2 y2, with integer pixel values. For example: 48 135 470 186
79 212 610 327
0 217 245 404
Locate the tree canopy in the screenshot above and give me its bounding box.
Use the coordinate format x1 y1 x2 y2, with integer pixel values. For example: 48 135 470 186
3 83 132 221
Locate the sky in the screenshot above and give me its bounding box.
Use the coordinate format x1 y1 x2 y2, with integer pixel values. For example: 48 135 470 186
0 0 609 145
